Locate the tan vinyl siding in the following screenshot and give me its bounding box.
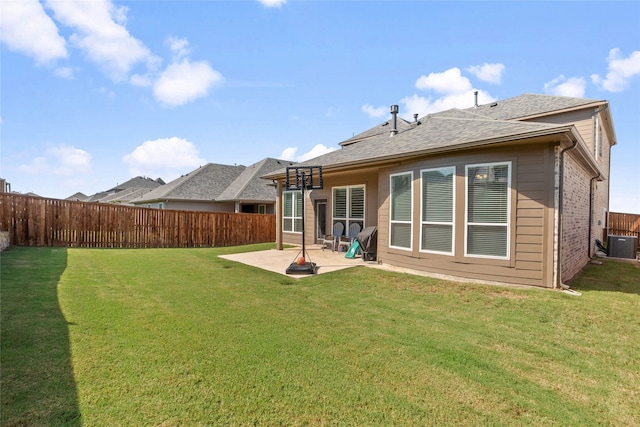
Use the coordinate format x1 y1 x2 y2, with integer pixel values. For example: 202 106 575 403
527 109 595 154
377 143 556 287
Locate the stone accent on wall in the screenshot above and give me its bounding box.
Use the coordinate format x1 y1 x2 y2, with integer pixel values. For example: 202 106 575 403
0 232 9 251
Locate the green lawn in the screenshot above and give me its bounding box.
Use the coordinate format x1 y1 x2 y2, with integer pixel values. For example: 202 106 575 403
2 246 639 426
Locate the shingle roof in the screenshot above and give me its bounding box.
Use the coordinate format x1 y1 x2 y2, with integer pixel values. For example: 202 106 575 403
217 158 296 202
66 192 89 201
131 163 246 203
99 187 158 204
340 117 415 146
264 93 603 179
86 191 110 202
463 93 605 120
109 176 164 192
265 115 572 178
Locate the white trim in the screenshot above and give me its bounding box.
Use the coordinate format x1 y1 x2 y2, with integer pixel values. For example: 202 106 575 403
389 171 413 251
420 166 455 256
282 190 303 234
464 161 512 260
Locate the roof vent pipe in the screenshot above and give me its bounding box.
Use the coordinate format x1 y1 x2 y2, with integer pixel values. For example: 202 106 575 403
413 113 419 123
473 90 479 108
390 105 399 137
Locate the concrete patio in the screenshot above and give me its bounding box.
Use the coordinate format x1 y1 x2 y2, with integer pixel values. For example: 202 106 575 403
220 244 544 289
219 245 374 277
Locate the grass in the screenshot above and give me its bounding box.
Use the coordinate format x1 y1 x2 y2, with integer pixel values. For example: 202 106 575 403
1 245 639 426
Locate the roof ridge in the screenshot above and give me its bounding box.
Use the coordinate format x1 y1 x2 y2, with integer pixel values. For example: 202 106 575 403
218 159 267 201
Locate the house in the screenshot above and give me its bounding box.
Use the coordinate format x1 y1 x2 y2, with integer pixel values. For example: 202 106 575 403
263 93 616 288
131 158 294 213
66 192 90 202
216 157 296 214
67 176 165 204
0 178 11 193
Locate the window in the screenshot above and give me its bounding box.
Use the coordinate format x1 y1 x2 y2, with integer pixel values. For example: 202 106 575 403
258 204 266 214
390 172 413 250
465 162 511 259
283 191 303 233
421 167 455 254
332 185 365 232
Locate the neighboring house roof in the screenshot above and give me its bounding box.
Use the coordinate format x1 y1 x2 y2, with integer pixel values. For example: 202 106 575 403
99 187 158 204
66 192 89 201
264 93 607 180
217 158 296 203
86 191 110 202
108 176 165 192
131 163 246 203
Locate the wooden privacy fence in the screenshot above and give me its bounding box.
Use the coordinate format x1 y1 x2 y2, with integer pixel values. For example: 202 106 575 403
0 193 276 248
604 211 640 249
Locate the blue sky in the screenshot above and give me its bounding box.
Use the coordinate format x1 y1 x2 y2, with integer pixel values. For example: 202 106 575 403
1 0 639 213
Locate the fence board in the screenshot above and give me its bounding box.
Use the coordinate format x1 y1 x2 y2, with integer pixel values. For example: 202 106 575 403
0 193 275 248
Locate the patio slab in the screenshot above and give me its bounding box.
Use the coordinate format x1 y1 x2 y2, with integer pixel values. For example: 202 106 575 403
220 245 544 289
219 245 371 277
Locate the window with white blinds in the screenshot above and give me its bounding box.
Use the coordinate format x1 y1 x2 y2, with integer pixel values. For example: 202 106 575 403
390 172 413 250
465 162 511 259
421 167 455 254
332 185 365 233
283 191 303 233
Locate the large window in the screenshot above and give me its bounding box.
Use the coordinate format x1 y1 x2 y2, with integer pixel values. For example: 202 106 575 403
421 167 455 254
332 185 365 233
283 191 303 233
465 162 511 259
390 172 413 250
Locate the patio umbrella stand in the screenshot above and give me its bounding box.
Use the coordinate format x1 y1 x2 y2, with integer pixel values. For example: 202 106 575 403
284 166 323 275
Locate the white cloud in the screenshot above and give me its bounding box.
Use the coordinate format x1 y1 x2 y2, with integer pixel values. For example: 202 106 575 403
258 0 287 8
279 144 337 162
544 75 586 97
3 0 219 107
401 90 496 118
54 66 74 79
280 147 299 161
364 65 501 120
361 104 388 119
591 48 640 92
415 67 472 94
467 63 505 84
18 144 92 176
45 0 157 81
166 36 191 60
129 73 153 87
122 137 206 178
153 59 223 106
0 0 67 64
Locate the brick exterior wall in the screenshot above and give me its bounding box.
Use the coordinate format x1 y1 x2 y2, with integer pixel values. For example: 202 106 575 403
561 153 592 281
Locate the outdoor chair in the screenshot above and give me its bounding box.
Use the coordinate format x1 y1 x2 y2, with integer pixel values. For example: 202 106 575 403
341 223 361 245
322 222 344 252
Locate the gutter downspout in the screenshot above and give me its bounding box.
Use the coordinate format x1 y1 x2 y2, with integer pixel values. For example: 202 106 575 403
588 172 601 259
557 138 578 289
